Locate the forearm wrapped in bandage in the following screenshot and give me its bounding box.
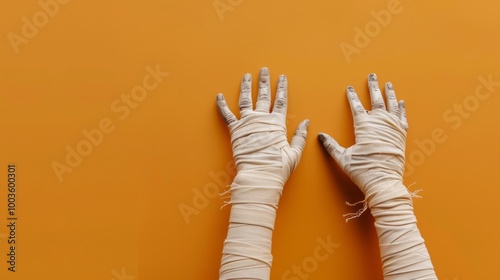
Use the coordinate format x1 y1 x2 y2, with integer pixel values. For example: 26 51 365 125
319 74 437 280
216 68 309 280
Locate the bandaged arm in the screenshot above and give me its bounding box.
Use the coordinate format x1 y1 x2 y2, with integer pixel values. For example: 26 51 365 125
216 68 309 280
319 74 438 280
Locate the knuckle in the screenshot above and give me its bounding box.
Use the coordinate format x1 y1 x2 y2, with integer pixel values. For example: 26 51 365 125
372 98 385 109
278 83 287 91
259 90 270 100
390 105 400 114
239 98 252 110
241 87 251 94
274 98 287 109
294 130 307 139
241 81 251 90
326 143 335 154
354 106 365 115
225 114 236 125
216 100 226 108
350 94 360 102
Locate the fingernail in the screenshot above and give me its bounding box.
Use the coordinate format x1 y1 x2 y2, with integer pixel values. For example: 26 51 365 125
347 86 355 92
368 73 377 82
278 75 287 88
386 82 394 90
304 119 310 128
260 67 269 76
243 73 251 82
318 133 325 143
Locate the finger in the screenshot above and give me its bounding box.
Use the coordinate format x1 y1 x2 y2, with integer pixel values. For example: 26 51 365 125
216 93 237 125
399 100 409 130
255 67 271 113
385 82 400 115
239 73 253 113
368 73 386 110
318 133 346 164
290 119 309 152
346 86 367 117
272 74 288 115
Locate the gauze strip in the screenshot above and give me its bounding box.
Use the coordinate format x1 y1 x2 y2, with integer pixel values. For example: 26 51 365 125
220 114 300 280
342 110 437 280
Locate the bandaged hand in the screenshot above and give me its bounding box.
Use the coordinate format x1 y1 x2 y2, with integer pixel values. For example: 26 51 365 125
217 68 309 183
319 74 437 279
318 73 409 215
217 67 309 280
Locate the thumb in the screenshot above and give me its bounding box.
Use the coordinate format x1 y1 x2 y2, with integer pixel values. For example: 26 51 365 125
290 119 310 154
282 119 309 180
318 133 346 165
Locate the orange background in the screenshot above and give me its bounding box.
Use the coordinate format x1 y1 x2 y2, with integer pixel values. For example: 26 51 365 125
0 0 498 279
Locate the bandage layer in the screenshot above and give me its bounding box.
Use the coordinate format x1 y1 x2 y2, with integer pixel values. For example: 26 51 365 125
341 110 437 280
219 114 302 280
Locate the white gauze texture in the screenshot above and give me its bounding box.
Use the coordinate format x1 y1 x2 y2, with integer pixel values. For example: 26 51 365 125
338 109 437 280
219 113 302 280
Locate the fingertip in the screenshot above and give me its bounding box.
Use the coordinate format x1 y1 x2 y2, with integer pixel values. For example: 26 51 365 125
318 132 333 144
216 93 224 101
243 73 251 82
295 120 309 135
386 82 394 90
291 122 308 152
368 73 377 82
277 75 288 93
303 119 310 128
318 133 327 144
293 120 309 131
318 133 343 160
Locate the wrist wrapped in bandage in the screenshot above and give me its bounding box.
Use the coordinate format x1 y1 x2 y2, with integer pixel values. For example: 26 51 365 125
219 114 303 280
341 110 437 279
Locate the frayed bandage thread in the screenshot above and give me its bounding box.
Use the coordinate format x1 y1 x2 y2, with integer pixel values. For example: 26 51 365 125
219 113 303 280
337 110 437 279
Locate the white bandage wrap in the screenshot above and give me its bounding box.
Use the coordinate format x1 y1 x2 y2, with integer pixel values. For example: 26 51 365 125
339 110 437 280
219 114 301 280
